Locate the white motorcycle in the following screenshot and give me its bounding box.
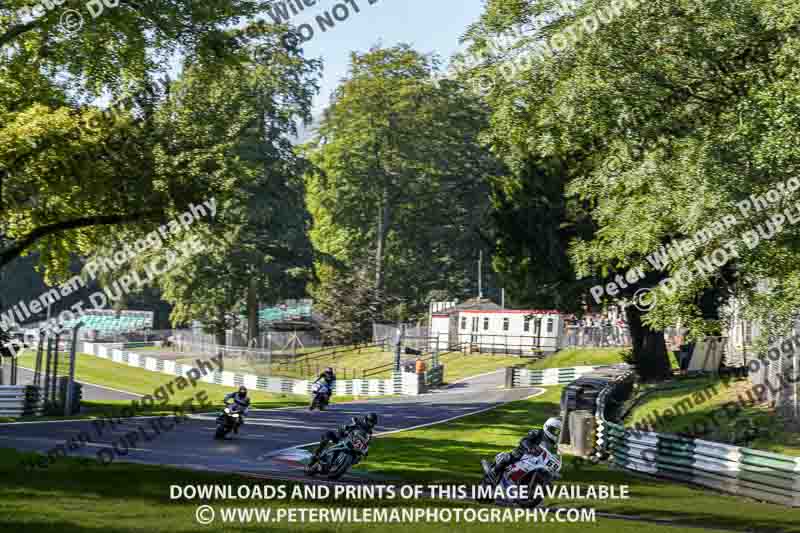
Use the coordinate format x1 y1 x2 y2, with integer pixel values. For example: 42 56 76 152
479 445 563 507
215 405 241 439
309 382 331 411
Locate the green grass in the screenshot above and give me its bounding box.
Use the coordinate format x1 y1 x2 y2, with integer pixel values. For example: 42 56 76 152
357 387 800 532
525 348 625 370
0 447 737 533
180 347 625 386
625 375 800 456
16 352 310 413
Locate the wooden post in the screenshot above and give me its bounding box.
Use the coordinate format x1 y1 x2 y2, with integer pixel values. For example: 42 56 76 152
64 322 82 416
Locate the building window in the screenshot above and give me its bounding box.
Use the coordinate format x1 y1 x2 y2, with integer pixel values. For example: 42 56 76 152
547 318 554 334
461 317 466 330
483 317 489 330
524 317 531 332
503 318 509 331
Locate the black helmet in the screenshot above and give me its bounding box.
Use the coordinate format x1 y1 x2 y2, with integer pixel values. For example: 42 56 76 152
365 412 378 428
325 367 333 373
238 386 248 396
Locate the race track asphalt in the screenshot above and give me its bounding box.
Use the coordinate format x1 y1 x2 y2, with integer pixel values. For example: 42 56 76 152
0 371 543 478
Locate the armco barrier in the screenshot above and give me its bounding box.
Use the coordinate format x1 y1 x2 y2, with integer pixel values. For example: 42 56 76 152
593 373 800 507
513 365 609 386
79 342 423 397
0 385 43 417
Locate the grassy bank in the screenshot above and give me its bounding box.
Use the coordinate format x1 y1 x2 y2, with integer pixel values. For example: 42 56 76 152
525 348 624 370
16 352 309 412
625 375 800 456
0 447 736 533
178 347 625 385
357 387 800 532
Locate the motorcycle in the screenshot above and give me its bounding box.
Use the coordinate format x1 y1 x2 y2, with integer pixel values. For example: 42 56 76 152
305 429 370 480
214 405 242 439
309 382 331 411
479 445 562 507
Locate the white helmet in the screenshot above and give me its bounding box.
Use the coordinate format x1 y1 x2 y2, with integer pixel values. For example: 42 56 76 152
543 417 562 442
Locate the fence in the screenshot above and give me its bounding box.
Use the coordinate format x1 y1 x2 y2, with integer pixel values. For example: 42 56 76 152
749 352 800 420
511 365 612 386
0 385 43 417
373 323 429 349
79 342 438 397
592 370 800 507
561 325 630 348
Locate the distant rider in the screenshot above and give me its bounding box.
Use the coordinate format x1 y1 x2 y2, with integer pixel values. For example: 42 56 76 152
482 417 562 483
223 385 251 433
313 367 336 402
309 412 378 465
314 367 337 388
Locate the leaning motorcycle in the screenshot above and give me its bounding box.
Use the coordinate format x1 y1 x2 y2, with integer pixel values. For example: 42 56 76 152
305 429 370 480
309 382 331 411
479 445 562 507
214 405 241 439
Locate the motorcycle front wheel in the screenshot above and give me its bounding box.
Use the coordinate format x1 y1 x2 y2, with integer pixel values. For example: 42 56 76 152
475 476 495 503
524 471 549 508
305 460 321 476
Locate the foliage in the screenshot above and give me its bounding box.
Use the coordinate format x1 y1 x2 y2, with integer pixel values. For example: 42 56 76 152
88 36 320 340
304 45 504 320
461 0 800 379
0 1 298 281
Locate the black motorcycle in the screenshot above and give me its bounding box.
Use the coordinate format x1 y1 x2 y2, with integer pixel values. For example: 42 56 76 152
214 405 242 439
305 429 370 480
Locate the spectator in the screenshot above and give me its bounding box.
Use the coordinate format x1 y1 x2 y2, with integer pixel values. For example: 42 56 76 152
415 356 427 375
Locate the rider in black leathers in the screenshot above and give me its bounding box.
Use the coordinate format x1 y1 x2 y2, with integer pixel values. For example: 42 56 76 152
309 413 378 465
483 417 561 483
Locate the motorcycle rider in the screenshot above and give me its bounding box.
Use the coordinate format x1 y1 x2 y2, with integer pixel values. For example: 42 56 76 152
311 367 336 405
309 412 378 465
314 367 337 388
482 417 562 484
222 386 251 434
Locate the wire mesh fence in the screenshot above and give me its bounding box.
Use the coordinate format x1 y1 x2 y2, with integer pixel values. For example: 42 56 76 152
561 325 631 348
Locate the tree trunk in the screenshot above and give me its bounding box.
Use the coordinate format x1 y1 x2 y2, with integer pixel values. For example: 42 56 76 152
247 278 259 346
215 308 226 347
375 184 390 293
625 305 671 381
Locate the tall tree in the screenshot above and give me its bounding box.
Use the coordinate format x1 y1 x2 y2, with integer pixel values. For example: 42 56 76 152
86 33 320 342
0 1 291 278
463 0 800 379
305 45 504 320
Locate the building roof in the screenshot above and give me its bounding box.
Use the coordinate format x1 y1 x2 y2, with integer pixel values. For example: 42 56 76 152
431 298 562 317
431 298 503 316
